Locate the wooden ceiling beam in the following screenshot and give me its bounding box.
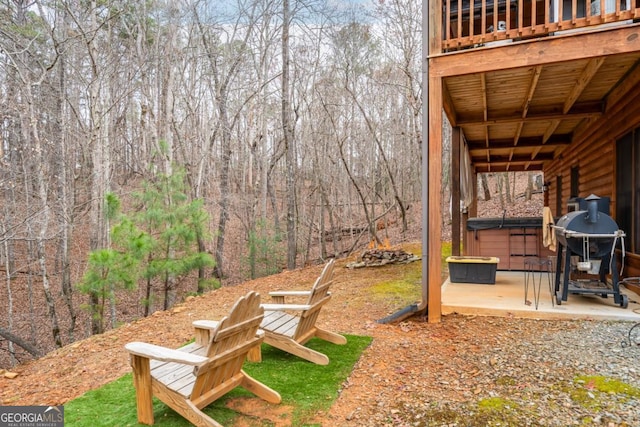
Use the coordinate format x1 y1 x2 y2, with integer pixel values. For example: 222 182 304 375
481 73 488 122
467 135 571 150
475 164 543 173
472 152 555 163
522 65 543 119
473 159 547 167
472 161 551 170
542 119 561 143
513 122 524 146
442 82 458 126
458 109 600 126
469 146 567 158
531 146 543 159
604 60 640 112
563 58 605 114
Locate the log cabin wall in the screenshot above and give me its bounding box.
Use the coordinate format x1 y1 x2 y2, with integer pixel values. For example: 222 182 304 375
544 73 640 278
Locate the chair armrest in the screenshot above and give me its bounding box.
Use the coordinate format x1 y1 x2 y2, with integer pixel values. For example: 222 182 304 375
261 303 312 311
192 320 220 346
125 341 208 365
268 290 312 304
268 290 311 297
193 320 263 337
192 320 219 330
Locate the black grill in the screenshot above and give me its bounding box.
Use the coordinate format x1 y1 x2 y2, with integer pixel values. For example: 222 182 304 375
552 194 628 308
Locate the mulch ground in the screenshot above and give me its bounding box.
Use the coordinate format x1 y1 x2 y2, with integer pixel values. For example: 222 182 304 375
3 250 639 426
0 256 415 407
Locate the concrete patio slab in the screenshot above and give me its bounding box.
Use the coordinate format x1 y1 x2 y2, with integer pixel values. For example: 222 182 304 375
441 270 640 321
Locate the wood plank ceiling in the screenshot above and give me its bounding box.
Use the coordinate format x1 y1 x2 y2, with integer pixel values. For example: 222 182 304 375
440 30 640 173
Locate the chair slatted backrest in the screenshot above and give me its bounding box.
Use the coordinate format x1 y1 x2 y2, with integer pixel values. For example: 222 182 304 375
189 291 263 405
293 259 335 340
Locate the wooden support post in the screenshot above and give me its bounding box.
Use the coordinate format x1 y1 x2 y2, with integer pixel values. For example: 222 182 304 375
451 127 462 256
428 74 443 324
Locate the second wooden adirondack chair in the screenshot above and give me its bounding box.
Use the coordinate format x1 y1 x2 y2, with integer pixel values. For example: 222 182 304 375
256 259 347 365
125 291 281 427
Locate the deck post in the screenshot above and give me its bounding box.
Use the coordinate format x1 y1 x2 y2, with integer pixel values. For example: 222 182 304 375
427 74 443 323
451 127 462 256
422 0 444 323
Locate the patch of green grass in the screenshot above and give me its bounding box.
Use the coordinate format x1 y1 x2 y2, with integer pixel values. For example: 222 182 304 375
568 386 602 411
368 241 453 306
477 396 519 412
552 375 640 412
441 241 452 271
402 242 423 257
473 397 523 425
370 262 422 305
568 375 640 411
64 335 372 427
574 375 640 398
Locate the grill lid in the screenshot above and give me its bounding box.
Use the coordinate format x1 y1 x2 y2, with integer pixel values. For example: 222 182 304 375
555 194 620 258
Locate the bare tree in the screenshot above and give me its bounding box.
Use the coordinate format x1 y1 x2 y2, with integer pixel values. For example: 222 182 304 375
192 1 260 280
0 0 64 348
0 0 442 367
525 172 534 200
282 0 297 270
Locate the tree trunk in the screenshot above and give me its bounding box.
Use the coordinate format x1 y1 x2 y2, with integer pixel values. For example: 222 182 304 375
197 235 207 294
2 226 17 365
498 174 505 209
481 174 491 200
504 172 512 204
192 8 252 281
213 92 232 280
56 9 76 340
0 328 41 358
144 274 152 317
525 172 534 200
86 0 112 335
346 85 408 232
283 0 297 270
27 83 63 348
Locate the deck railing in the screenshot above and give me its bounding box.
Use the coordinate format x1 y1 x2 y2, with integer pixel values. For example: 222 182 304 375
443 0 640 51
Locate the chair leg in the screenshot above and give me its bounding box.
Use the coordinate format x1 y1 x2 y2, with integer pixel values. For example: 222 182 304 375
315 328 347 345
130 355 154 425
240 370 282 404
265 333 330 365
183 400 224 427
289 344 330 365
247 344 262 362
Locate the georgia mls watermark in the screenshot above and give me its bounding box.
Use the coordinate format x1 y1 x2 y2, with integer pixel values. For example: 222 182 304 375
0 406 63 427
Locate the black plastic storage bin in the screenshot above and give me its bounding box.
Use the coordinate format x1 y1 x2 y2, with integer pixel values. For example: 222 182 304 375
446 256 499 284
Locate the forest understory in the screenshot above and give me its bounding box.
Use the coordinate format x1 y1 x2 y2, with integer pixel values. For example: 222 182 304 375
0 172 543 370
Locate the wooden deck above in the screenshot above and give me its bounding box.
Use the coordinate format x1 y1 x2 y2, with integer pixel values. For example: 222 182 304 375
443 0 640 51
431 19 640 173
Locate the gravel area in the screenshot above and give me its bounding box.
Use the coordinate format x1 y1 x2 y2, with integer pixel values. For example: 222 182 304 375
327 315 640 427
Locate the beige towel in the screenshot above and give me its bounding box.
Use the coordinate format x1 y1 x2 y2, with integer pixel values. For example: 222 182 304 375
542 206 556 252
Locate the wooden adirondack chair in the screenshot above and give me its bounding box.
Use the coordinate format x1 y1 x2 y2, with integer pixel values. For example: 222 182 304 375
124 291 281 427
257 259 347 365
